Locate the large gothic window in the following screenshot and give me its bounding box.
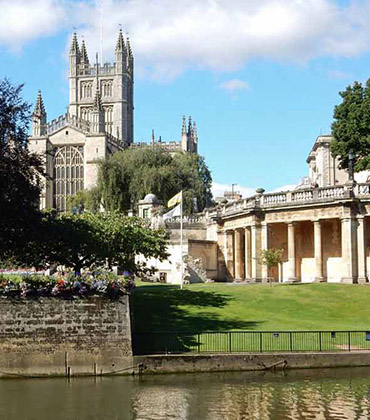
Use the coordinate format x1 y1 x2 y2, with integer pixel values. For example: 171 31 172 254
53 146 84 211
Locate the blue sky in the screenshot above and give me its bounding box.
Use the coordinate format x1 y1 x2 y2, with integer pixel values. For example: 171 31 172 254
1 0 370 197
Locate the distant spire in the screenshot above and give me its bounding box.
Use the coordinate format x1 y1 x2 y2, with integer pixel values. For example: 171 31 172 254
80 39 89 64
115 29 126 52
193 120 198 140
69 32 80 55
151 129 155 144
33 90 46 116
126 37 132 57
181 115 186 136
187 116 193 135
94 52 102 111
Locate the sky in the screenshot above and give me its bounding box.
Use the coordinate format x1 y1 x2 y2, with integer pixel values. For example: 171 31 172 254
1 0 370 198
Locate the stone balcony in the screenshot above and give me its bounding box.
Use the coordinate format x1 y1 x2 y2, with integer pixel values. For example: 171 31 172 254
213 183 370 219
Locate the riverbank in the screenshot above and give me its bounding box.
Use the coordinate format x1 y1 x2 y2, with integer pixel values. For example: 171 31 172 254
135 351 370 375
3 351 370 378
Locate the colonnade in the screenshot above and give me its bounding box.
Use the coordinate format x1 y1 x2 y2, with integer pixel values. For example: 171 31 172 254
222 216 368 283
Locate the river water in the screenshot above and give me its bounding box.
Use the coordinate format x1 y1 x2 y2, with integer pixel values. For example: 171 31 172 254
1 367 370 419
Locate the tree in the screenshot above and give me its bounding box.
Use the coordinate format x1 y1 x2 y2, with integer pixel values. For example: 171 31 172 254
23 211 169 275
331 79 370 172
0 78 44 262
259 248 284 283
96 147 213 214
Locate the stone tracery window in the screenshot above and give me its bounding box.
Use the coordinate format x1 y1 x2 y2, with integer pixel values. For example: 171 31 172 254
103 105 113 134
101 80 113 97
80 81 93 99
53 146 84 211
80 107 92 122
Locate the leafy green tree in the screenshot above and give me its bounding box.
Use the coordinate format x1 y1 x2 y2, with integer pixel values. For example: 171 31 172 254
67 187 102 213
259 248 284 282
23 211 168 274
0 78 44 263
97 147 213 213
331 79 370 171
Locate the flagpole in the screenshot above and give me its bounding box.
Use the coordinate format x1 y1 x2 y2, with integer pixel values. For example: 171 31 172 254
180 191 183 290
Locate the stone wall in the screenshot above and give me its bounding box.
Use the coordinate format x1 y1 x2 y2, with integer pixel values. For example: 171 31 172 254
135 352 370 375
0 296 133 377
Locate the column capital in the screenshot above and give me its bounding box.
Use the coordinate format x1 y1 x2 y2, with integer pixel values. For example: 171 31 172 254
312 219 322 224
287 221 297 227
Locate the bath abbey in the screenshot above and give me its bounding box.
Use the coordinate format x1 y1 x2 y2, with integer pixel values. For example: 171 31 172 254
28 32 370 284
28 31 198 211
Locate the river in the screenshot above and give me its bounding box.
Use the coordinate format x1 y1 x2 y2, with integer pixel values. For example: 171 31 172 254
1 367 370 419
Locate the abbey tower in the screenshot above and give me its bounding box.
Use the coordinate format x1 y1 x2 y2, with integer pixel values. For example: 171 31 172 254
29 30 198 212
68 31 133 143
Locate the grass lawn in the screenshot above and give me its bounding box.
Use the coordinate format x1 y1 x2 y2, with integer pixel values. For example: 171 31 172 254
132 282 370 333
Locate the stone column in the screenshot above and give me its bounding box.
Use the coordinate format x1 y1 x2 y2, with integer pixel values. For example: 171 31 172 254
226 230 235 280
313 220 324 282
244 227 251 279
261 223 269 282
234 229 243 280
357 217 367 284
223 230 228 280
287 222 297 282
341 217 358 283
251 225 261 281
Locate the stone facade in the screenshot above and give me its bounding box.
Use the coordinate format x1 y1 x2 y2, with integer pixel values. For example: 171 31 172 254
29 32 199 211
29 31 132 211
208 184 370 284
0 296 132 377
138 134 370 285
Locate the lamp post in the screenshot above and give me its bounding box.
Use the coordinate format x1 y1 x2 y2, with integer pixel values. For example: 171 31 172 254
348 149 354 182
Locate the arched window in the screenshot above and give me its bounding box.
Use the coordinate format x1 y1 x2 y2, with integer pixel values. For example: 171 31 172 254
53 146 84 211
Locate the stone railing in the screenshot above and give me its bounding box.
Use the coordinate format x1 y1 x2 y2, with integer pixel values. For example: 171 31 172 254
355 183 370 196
47 113 90 135
151 215 206 227
131 141 182 152
216 183 370 218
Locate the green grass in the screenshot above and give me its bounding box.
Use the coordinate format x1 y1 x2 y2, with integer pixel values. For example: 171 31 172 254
132 282 370 333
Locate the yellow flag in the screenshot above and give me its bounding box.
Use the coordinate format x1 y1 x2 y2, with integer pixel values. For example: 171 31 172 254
167 191 182 208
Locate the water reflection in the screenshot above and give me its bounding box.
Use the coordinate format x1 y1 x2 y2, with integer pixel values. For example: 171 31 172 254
1 368 370 419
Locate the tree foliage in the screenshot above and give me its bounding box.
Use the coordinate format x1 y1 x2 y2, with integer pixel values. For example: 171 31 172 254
331 79 370 172
19 211 169 274
0 78 44 260
259 248 284 269
96 147 213 214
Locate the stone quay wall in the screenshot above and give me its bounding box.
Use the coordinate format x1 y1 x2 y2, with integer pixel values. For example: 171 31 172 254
0 296 133 378
135 352 370 375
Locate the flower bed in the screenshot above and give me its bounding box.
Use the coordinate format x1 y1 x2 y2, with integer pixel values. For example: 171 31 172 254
0 271 134 299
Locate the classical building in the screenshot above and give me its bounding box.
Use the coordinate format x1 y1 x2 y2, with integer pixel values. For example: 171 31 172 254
29 32 198 211
205 135 370 284
141 135 370 285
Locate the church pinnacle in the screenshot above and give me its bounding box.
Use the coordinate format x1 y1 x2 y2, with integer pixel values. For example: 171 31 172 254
115 29 126 52
69 32 80 55
33 90 46 117
32 90 47 137
80 39 89 64
181 115 186 136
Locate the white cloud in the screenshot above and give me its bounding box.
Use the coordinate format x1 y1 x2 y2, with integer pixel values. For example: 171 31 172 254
0 0 67 51
219 79 249 93
3 0 370 79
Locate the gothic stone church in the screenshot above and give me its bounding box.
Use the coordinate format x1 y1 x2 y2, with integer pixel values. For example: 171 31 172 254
29 31 198 211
